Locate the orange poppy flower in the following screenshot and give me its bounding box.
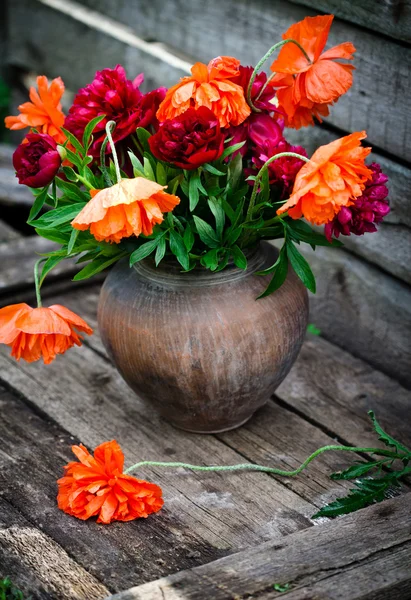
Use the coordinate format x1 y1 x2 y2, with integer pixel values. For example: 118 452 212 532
5 75 66 144
72 178 180 243
156 56 251 128
0 303 93 364
57 440 164 523
270 15 355 128
277 131 372 225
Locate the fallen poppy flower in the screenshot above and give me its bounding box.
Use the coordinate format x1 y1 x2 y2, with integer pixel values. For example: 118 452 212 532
0 303 93 364
57 440 164 523
72 178 180 243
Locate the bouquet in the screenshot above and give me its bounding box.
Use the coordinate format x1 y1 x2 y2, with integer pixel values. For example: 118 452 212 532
1 14 390 365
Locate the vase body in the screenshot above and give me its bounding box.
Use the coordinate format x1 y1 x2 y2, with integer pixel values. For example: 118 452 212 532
98 242 308 433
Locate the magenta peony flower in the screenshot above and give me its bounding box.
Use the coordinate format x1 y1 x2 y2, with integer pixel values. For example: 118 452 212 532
324 163 390 241
148 107 224 170
232 66 277 112
64 66 166 157
13 133 61 187
250 137 307 199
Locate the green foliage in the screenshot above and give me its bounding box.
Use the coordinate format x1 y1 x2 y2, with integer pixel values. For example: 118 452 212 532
273 583 291 593
313 411 411 519
0 577 30 600
306 323 321 335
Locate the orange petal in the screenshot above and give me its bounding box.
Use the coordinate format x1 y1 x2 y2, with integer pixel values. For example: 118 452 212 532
15 307 71 335
0 303 31 344
49 305 93 335
304 60 354 104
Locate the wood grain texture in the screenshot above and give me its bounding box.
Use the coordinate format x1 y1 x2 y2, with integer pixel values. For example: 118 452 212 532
0 236 79 298
73 0 411 160
0 220 19 243
0 331 317 591
288 0 411 43
0 498 109 600
106 494 411 599
299 246 411 388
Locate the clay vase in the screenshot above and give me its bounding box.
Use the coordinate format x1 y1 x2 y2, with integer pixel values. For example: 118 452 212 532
98 242 308 433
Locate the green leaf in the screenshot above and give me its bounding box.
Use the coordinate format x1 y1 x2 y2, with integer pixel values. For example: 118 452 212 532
129 238 160 266
155 235 166 266
230 245 247 270
143 156 156 181
208 197 225 238
189 172 200 211
169 230 190 270
128 151 145 177
61 127 85 156
82 114 106 150
193 216 220 248
156 162 167 185
224 226 242 246
286 241 316 293
27 185 50 222
201 248 219 271
221 141 245 159
312 477 396 519
74 253 125 280
55 177 89 202
67 227 80 255
30 203 87 229
306 323 321 335
215 251 229 272
203 163 225 176
227 152 243 192
368 411 411 458
183 224 195 252
35 228 71 244
168 175 182 196
62 166 79 182
286 220 343 248
64 147 83 169
40 255 65 285
136 127 152 152
258 246 288 299
330 460 388 481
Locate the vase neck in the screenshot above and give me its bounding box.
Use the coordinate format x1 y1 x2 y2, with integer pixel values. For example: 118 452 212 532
132 243 269 287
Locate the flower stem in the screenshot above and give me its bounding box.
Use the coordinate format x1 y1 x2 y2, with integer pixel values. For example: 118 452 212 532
247 39 311 112
76 174 94 190
105 120 121 184
124 445 403 476
34 258 45 308
255 71 277 104
246 152 309 221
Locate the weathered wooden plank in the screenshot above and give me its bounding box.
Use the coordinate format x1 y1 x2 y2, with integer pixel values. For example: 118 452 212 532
7 0 189 94
286 126 411 229
297 245 411 388
0 219 20 243
106 494 411 600
0 236 79 297
0 497 109 600
73 0 411 160
0 340 316 591
288 0 411 44
276 333 411 448
0 165 34 207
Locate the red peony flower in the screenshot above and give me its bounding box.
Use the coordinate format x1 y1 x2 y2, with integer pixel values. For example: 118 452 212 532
148 107 225 170
64 66 166 157
13 133 62 188
325 163 389 241
231 65 277 112
250 137 307 200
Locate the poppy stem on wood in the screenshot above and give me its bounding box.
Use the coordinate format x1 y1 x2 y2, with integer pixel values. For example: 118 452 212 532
124 445 404 477
247 38 312 112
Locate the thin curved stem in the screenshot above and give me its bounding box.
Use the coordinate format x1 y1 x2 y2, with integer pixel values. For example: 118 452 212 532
255 71 277 103
247 39 311 112
124 445 403 476
246 152 309 221
105 120 121 184
34 258 45 308
76 174 93 190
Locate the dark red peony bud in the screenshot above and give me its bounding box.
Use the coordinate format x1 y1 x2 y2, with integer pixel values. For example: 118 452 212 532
148 107 225 170
13 133 61 188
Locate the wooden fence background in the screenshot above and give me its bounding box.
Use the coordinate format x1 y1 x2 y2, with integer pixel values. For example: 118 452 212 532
2 0 411 388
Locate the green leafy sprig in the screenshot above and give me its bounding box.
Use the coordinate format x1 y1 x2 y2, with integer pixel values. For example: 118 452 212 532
0 578 30 600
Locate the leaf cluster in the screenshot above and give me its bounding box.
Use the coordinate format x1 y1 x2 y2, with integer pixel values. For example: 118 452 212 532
313 411 411 518
0 578 30 600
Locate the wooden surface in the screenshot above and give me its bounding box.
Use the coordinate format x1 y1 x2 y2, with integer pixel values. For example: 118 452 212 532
0 224 410 599
108 495 411 600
